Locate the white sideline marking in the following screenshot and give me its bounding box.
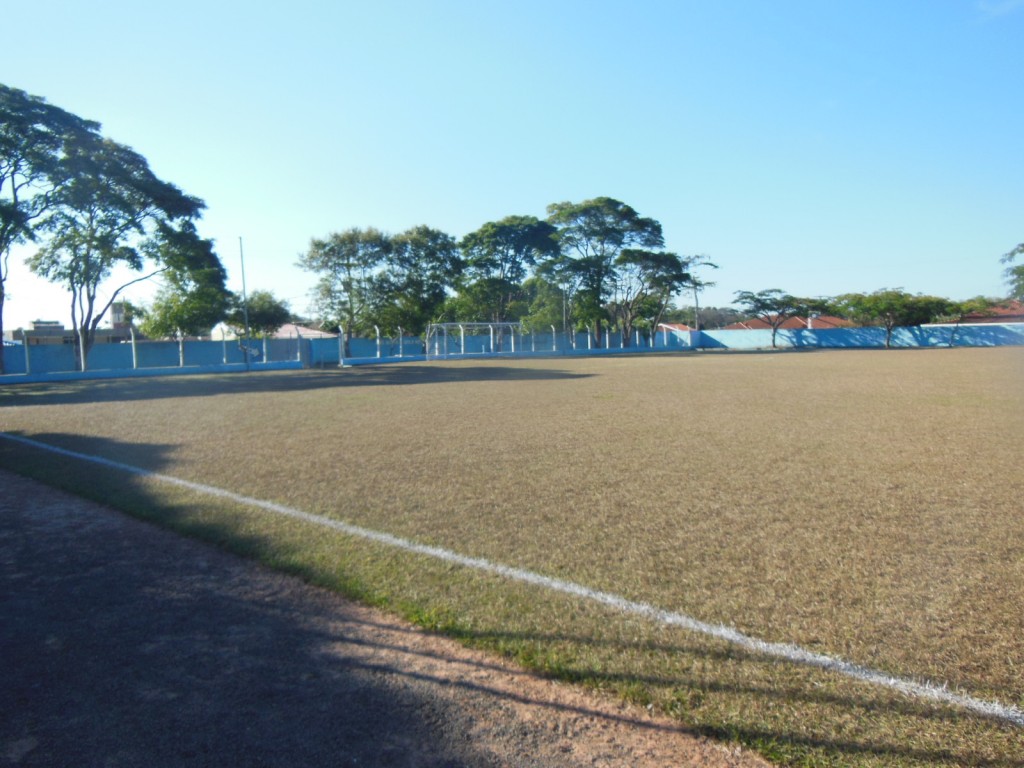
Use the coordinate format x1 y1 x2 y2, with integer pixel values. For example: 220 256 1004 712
3 430 1022 728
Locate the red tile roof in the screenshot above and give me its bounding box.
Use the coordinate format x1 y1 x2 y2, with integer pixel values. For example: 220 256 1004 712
963 300 1024 323
724 315 854 330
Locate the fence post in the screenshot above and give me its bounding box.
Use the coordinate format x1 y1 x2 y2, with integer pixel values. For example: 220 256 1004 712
221 329 227 364
551 325 557 352
178 335 185 367
375 325 381 358
338 326 346 367
130 326 138 369
398 327 404 357
262 336 267 363
24 339 31 375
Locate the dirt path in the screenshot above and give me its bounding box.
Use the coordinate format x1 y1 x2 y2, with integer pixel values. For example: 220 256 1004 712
0 469 771 767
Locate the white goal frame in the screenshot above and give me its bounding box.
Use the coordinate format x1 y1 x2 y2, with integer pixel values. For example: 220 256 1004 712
425 322 524 359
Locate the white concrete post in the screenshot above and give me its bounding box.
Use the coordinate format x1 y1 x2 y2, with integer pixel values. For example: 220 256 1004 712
551 325 557 352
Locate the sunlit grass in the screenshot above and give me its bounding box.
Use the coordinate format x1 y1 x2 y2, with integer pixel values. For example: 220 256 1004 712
3 348 1023 766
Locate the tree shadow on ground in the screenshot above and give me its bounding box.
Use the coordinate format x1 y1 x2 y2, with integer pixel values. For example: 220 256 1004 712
0 364 593 408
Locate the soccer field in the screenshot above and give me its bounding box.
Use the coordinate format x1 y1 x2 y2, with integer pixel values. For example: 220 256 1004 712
2 348 1023 766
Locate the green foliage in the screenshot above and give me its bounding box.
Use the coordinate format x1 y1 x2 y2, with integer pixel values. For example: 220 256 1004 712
733 289 806 348
25 127 211 368
458 215 559 323
0 83 103 371
830 289 953 348
298 227 390 339
546 197 664 342
610 248 690 346
138 221 230 338
367 225 462 335
227 289 291 337
1002 243 1024 300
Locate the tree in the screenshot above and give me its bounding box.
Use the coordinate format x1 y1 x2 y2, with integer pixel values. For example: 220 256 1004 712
831 289 952 348
609 249 690 346
458 215 559 323
138 222 230 338
938 296 995 347
546 197 664 345
1002 243 1024 300
227 289 291 338
298 227 390 351
27 134 208 369
733 289 805 348
367 225 462 335
0 83 101 371
683 255 718 331
519 275 566 333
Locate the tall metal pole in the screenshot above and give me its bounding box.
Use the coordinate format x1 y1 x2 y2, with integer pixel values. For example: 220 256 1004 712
239 237 251 371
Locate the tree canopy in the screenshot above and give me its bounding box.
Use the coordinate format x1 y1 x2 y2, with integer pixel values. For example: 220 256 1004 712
0 83 102 371
830 289 952 348
27 134 210 368
733 289 808 348
298 227 390 344
1002 243 1024 301
227 289 291 338
545 197 665 344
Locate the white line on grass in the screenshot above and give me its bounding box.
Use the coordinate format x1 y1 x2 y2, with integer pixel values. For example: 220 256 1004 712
3 430 1022 728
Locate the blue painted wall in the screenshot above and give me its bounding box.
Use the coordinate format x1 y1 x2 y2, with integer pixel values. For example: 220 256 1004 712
3 323 1021 382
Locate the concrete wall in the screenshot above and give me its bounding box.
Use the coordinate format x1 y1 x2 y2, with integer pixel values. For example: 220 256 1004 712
695 323 1024 350
2 323 1020 382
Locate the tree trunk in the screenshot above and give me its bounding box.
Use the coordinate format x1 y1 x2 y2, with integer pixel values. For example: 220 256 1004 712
0 287 6 375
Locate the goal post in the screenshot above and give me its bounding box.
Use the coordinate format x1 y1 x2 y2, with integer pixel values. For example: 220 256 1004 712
425 322 524 360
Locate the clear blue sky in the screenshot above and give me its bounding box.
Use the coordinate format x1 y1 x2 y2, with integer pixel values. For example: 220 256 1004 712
4 0 1022 329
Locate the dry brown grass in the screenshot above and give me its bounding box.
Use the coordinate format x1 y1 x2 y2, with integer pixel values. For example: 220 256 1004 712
3 348 1023 766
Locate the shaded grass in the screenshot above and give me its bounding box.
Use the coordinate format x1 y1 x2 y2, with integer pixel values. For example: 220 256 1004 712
3 348 1023 766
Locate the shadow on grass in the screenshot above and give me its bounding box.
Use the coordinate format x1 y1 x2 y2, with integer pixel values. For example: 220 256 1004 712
0 364 593 408
1 432 1018 768
0 462 532 767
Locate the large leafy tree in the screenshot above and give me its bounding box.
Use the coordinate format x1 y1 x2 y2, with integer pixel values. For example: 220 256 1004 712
546 197 664 345
609 249 690 346
831 289 952 348
733 289 806 348
138 222 230 338
368 225 462 334
0 83 101 371
28 135 207 369
458 215 559 323
298 227 390 349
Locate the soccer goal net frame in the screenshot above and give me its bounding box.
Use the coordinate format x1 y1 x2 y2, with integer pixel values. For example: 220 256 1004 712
425 322 525 359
